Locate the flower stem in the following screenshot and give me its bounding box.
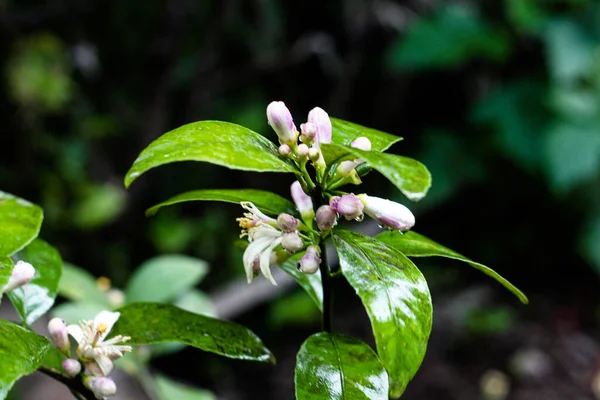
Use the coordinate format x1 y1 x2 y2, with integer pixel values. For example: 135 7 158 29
38 366 97 400
319 239 333 332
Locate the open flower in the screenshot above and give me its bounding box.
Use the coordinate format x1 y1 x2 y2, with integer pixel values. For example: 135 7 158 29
238 202 283 285
66 311 132 377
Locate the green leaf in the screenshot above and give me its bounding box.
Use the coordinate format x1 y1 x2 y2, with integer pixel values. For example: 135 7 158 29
333 230 432 398
331 118 402 152
376 230 528 304
51 301 108 325
322 144 432 201
0 191 43 257
58 263 109 306
7 239 63 325
295 332 389 400
175 289 216 317
125 255 208 303
155 374 216 400
278 256 323 312
0 258 14 302
0 320 51 399
110 303 274 363
124 121 296 188
146 189 298 217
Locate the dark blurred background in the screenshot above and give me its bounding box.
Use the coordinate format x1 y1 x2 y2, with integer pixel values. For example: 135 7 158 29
2 0 600 399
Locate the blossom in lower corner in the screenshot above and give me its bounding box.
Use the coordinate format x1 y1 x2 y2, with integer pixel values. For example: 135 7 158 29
66 311 132 377
85 376 117 399
357 194 415 230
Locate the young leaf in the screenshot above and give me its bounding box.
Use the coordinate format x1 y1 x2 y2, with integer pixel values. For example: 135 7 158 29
295 332 389 400
376 230 528 304
124 121 297 188
331 118 402 152
58 263 109 306
110 303 274 363
278 256 323 312
0 320 51 399
125 255 208 303
146 189 298 217
321 144 432 201
0 258 14 303
8 239 63 325
333 230 432 398
155 374 216 400
0 191 43 257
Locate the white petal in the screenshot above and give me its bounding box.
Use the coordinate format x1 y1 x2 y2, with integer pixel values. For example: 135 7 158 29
93 353 114 376
243 236 273 283
93 311 121 338
241 202 276 224
259 237 282 286
66 324 84 344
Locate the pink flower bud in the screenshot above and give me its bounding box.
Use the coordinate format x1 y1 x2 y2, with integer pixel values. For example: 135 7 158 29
2 261 35 293
277 213 299 232
351 137 372 151
307 107 332 148
330 194 364 221
267 101 297 145
86 376 117 399
358 194 415 230
48 317 70 352
281 232 304 253
315 205 337 232
291 181 314 221
278 144 291 156
300 122 316 143
297 143 309 158
62 359 81 377
297 245 320 274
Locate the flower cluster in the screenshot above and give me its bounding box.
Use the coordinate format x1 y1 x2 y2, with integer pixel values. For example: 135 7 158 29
238 101 416 285
48 311 132 399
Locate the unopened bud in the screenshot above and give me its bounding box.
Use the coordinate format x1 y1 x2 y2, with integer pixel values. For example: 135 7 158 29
267 101 298 145
337 160 357 177
277 213 299 232
85 376 117 399
297 245 320 274
308 148 320 161
330 194 364 221
107 289 125 308
278 144 291 156
281 232 304 253
297 143 309 158
62 359 81 377
351 137 371 151
315 205 337 232
300 122 316 144
358 194 415 230
307 107 332 148
291 181 315 222
48 318 70 353
2 261 35 293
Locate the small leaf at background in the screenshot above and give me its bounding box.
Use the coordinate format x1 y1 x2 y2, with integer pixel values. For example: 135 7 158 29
175 289 216 317
124 121 297 188
125 255 208 303
110 303 274 363
333 230 432 398
269 291 320 328
8 239 63 325
295 332 389 400
155 374 216 400
58 263 109 306
322 144 432 202
376 230 528 304
146 189 298 217
51 301 108 326
0 191 43 257
331 118 402 152
0 320 51 399
72 183 127 229
278 255 323 312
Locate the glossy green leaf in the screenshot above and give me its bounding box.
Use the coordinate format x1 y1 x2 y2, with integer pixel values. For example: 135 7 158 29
376 230 528 304
124 121 296 188
155 374 216 400
0 320 51 398
7 239 63 325
0 258 14 302
110 303 274 363
58 263 109 306
125 255 208 303
146 189 298 217
0 191 43 257
333 230 432 398
295 332 388 400
331 118 402 152
322 144 432 201
278 256 323 312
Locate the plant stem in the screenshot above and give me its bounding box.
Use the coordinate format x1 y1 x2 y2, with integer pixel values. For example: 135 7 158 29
319 239 333 332
39 366 97 400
